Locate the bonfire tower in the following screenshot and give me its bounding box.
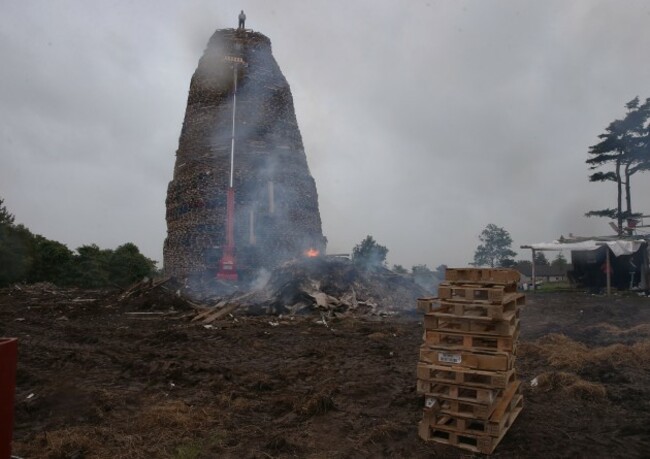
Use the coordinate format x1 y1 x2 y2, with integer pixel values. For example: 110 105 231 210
164 28 326 278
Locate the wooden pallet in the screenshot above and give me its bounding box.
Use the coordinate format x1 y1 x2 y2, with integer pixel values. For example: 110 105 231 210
416 380 500 405
417 363 516 390
424 394 497 420
419 294 524 320
419 383 523 453
423 399 523 437
445 268 520 285
423 309 519 336
419 345 515 372
438 282 517 304
423 381 522 432
417 297 439 313
424 326 519 352
437 289 522 306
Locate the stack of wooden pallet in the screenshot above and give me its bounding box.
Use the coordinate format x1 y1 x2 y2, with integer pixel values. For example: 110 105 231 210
416 268 524 454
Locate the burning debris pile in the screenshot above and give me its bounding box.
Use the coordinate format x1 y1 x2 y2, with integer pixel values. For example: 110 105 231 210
164 28 325 279
216 257 430 317
115 257 430 320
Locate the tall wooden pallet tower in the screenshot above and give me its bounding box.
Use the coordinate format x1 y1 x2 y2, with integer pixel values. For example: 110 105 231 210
417 268 524 454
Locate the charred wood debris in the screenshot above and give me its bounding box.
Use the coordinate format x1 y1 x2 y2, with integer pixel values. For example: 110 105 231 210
126 257 429 323
4 258 429 324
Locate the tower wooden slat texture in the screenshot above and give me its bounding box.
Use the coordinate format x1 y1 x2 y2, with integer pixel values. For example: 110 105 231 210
164 29 326 278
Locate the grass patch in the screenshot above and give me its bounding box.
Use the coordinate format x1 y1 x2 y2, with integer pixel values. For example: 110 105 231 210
533 371 607 400
534 281 573 292
524 333 650 371
172 432 226 459
585 323 650 337
173 440 203 459
295 391 336 417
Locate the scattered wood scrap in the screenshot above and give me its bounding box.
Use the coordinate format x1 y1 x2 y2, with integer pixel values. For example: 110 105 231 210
119 277 172 300
124 311 176 316
200 303 241 324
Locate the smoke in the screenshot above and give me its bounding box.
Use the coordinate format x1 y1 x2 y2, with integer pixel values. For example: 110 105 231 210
165 28 328 282
5 2 650 274
250 268 271 290
206 30 325 263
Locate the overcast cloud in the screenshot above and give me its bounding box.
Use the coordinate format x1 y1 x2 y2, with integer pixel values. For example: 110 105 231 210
1 0 650 269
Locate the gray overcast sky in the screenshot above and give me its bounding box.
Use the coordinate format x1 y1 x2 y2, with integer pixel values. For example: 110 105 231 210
1 0 650 269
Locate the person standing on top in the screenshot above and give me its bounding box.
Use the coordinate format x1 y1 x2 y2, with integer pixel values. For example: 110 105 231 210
238 10 246 29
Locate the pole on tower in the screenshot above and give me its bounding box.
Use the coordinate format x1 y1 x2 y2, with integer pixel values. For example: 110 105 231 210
217 55 246 281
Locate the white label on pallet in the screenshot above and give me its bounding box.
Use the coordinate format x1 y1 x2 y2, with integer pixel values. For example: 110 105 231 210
425 396 438 408
438 352 462 364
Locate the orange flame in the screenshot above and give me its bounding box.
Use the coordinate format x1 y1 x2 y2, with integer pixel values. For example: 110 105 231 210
305 248 320 258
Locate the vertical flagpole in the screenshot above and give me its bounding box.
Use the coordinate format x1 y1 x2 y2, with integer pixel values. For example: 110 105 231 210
217 57 242 281
230 65 237 188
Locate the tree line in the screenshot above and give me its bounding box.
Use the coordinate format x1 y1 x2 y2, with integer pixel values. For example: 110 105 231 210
351 235 446 292
0 197 156 288
470 223 567 270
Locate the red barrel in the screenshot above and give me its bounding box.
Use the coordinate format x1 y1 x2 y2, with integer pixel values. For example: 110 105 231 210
0 338 17 459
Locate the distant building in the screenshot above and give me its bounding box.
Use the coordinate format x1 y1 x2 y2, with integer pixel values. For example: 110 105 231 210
519 240 649 291
516 262 570 285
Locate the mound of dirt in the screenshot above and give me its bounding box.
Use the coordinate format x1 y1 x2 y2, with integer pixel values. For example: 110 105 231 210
531 371 607 400
523 333 650 372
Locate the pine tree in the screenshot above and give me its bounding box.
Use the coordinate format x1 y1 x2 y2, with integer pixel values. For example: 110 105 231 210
0 197 15 227
534 252 550 266
586 97 650 233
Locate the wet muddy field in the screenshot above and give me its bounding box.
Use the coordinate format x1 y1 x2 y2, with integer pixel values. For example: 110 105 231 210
1 287 650 458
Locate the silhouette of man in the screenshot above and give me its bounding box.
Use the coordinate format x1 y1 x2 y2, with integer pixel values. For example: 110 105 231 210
238 10 246 29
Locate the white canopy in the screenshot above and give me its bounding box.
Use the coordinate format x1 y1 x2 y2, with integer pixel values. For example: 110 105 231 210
524 240 644 257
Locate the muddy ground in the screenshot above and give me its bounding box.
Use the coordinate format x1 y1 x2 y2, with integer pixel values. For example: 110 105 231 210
2 286 650 458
